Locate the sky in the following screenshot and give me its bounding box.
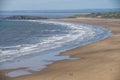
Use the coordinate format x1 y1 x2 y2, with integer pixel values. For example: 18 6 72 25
0 0 120 11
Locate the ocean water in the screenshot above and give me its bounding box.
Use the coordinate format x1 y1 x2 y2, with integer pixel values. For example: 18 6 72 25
1 8 120 19
0 20 111 77
0 12 81 19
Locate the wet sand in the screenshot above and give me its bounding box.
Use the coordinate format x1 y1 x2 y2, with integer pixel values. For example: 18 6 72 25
1 18 120 80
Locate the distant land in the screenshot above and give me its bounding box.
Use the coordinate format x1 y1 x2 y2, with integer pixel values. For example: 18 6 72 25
68 12 120 19
3 12 120 20
4 15 48 20
1 8 120 19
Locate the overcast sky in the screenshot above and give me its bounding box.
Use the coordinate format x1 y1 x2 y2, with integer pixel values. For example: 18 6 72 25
0 0 120 11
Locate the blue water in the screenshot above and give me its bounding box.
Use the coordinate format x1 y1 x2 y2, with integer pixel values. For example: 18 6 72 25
0 20 111 77
0 12 81 19
1 8 120 19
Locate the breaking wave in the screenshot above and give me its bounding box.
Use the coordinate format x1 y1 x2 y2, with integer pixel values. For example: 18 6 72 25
0 20 111 63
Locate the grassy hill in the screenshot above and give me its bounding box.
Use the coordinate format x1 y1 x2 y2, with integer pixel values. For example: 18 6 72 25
68 12 120 19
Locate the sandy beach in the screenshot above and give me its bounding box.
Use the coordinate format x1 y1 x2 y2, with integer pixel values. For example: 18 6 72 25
1 18 120 80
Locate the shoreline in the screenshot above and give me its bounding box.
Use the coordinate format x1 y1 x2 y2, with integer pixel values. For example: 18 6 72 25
1 18 120 80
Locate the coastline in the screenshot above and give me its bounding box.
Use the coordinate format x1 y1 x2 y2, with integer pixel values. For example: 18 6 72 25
1 18 120 80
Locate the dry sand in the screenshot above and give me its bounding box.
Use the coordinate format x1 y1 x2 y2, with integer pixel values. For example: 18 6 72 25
1 18 120 80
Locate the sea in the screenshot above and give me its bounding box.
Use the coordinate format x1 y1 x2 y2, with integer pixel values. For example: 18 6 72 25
0 8 120 19
0 10 112 77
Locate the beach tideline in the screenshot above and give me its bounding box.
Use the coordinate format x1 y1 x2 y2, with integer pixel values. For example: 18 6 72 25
0 18 120 80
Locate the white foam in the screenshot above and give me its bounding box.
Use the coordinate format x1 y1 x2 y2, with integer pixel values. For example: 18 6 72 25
0 20 111 63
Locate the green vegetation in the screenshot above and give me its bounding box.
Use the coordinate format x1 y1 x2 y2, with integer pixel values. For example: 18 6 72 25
4 15 48 20
68 12 120 19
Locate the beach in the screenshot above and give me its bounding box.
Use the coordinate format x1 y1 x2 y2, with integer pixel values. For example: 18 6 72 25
1 18 120 80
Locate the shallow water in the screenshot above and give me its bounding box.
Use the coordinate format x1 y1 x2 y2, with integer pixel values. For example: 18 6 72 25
0 20 111 77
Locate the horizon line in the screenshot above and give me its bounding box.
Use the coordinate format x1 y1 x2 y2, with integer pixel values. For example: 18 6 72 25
0 8 120 11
